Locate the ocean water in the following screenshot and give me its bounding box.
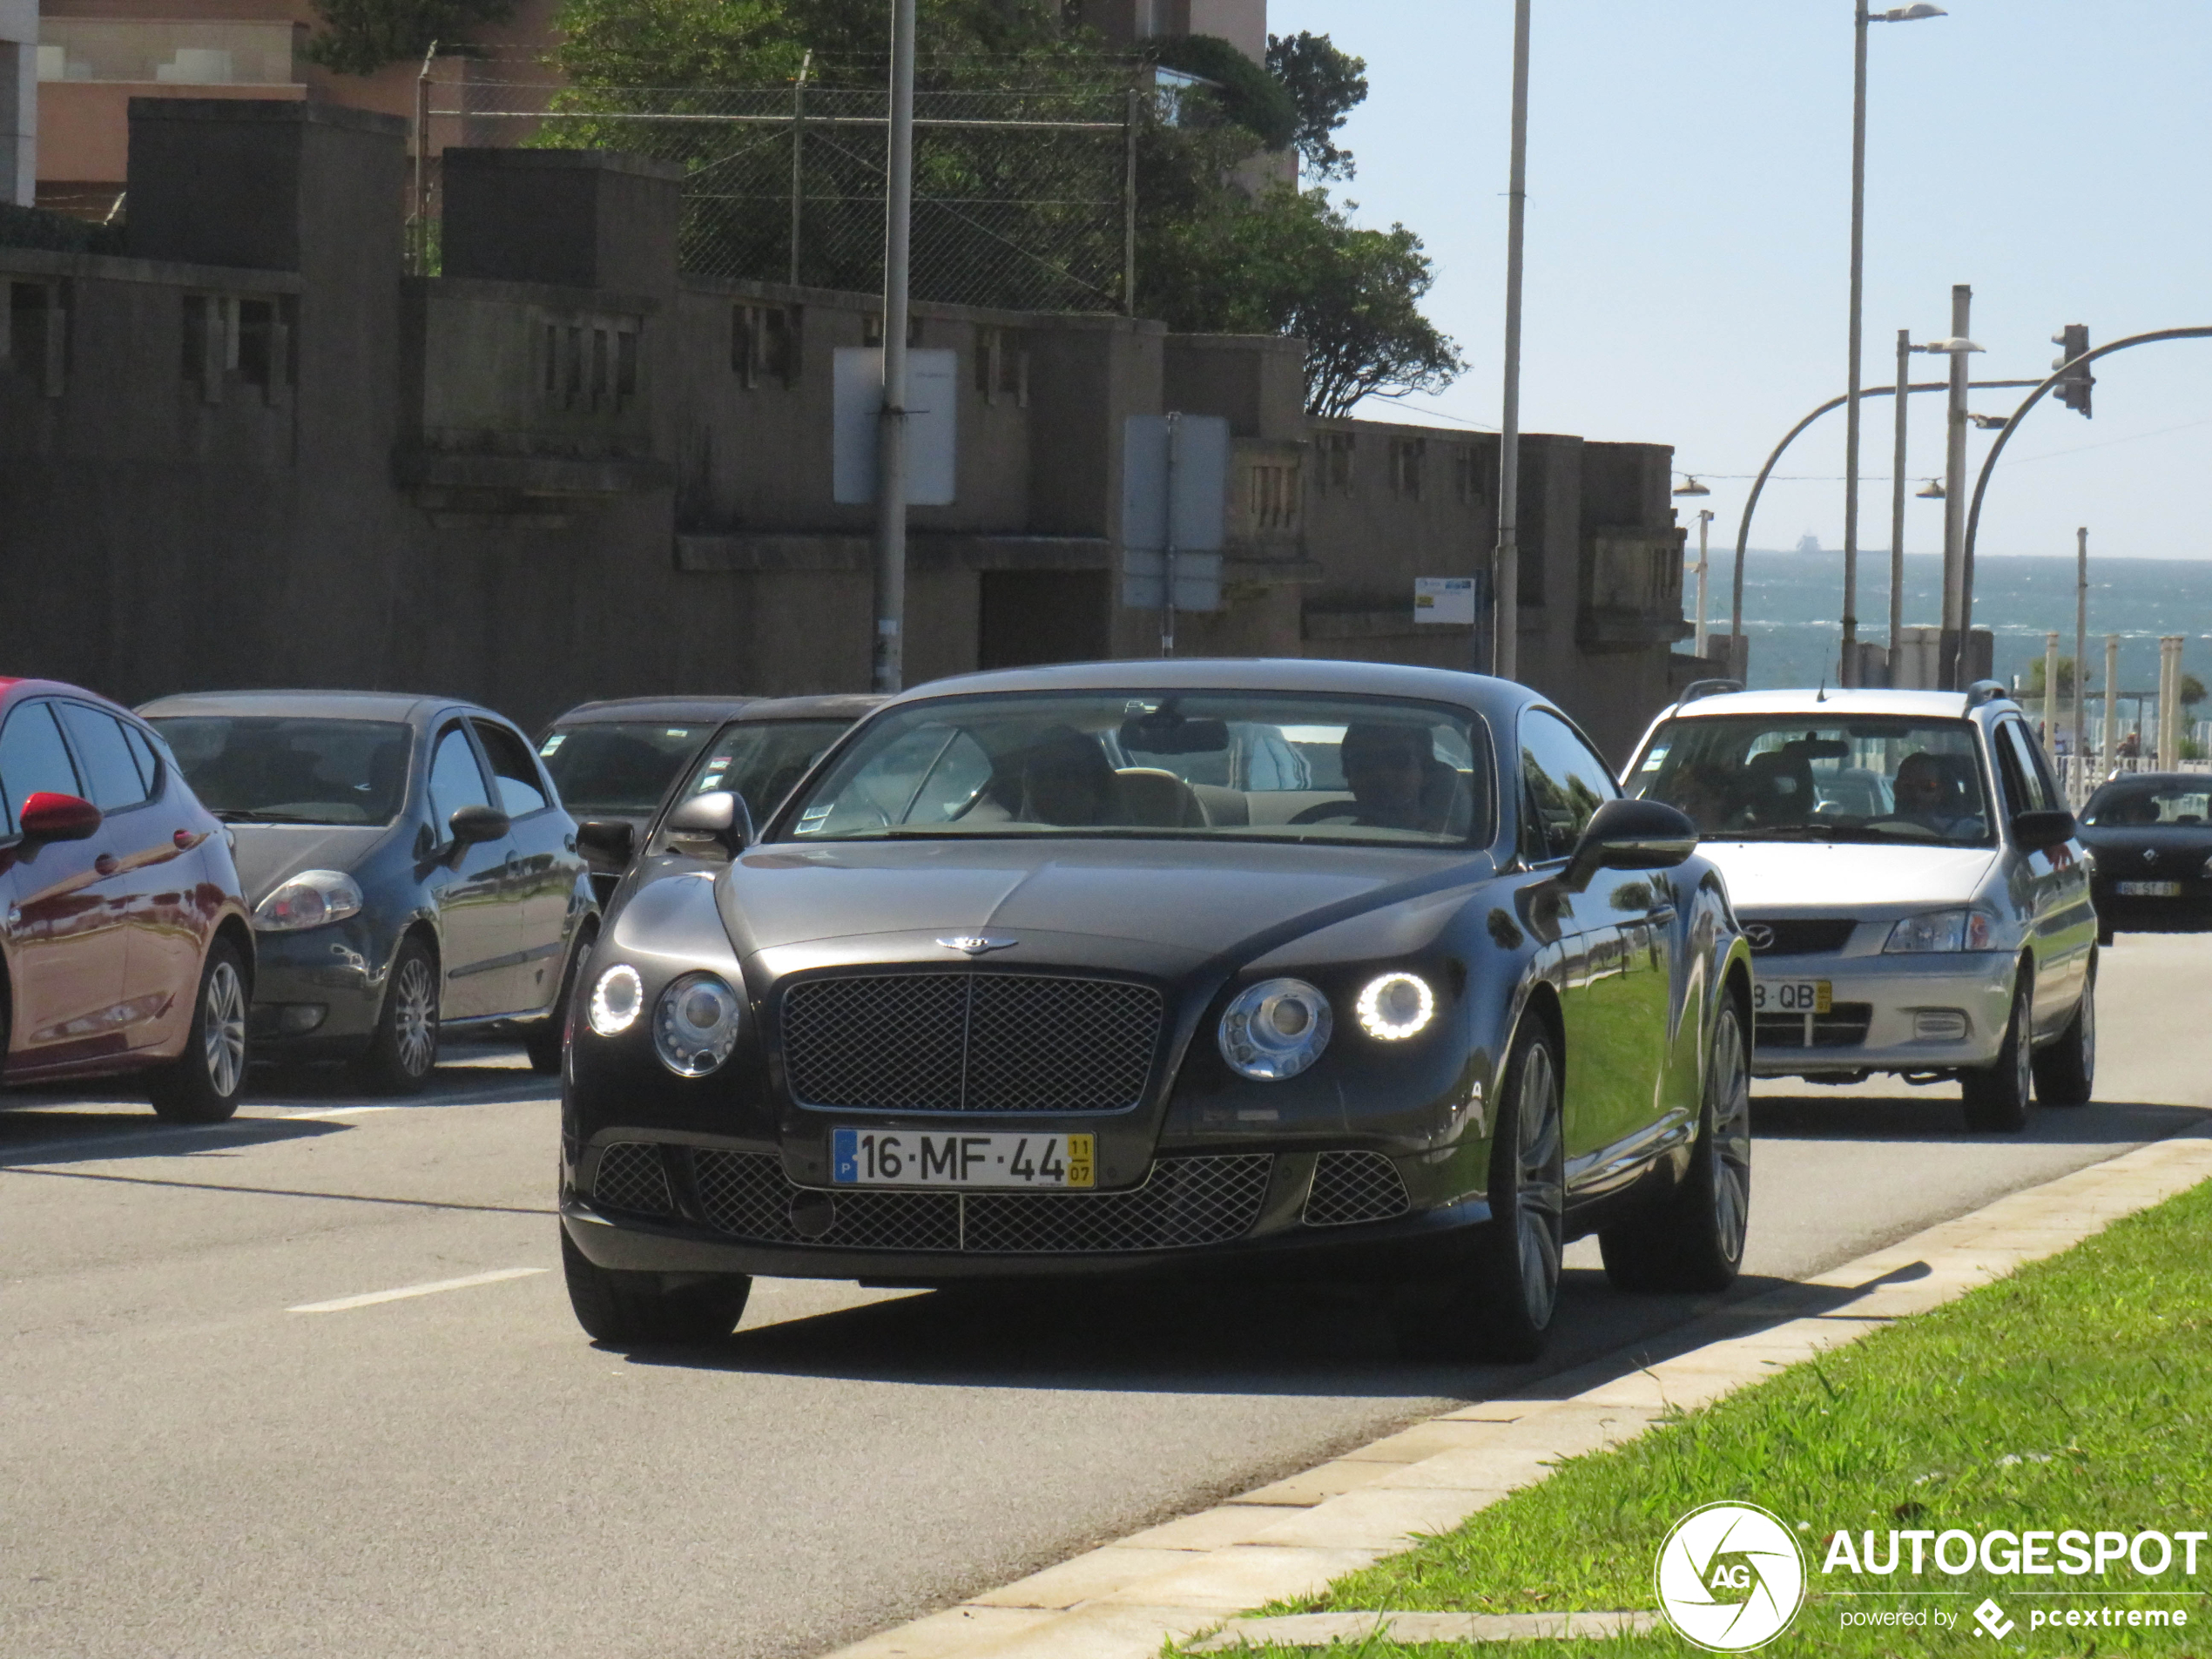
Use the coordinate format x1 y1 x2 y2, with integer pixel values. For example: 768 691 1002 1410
1685 550 2212 699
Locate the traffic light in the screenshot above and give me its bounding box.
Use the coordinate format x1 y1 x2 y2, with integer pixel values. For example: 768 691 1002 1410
2052 324 2093 418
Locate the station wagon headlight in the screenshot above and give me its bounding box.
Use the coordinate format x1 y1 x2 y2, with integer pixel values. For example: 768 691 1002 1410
655 972 743 1076
588 964 644 1035
1356 972 1437 1041
253 870 362 932
1218 978 1333 1081
1884 909 1995 954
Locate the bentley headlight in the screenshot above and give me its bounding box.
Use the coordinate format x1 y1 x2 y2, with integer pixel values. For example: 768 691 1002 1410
1356 971 1437 1041
253 870 363 933
1884 909 1994 954
655 971 743 1076
1218 978 1332 1081
588 963 644 1035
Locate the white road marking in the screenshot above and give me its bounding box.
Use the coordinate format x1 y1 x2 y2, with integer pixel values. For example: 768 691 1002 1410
287 1267 547 1314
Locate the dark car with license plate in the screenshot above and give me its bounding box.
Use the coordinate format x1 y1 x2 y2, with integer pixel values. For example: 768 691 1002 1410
140 691 598 1091
2078 772 2212 941
559 660 1754 1360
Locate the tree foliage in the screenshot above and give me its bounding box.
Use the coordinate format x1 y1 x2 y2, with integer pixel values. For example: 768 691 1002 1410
302 0 513 76
1264 30 1366 180
1149 32 1296 152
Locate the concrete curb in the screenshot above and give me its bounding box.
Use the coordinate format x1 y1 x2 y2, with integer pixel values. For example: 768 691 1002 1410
1186 1609 1661 1649
819 1133 2212 1659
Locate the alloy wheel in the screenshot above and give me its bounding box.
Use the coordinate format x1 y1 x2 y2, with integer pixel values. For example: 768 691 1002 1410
1514 1043 1565 1328
202 959 247 1098
2013 986 2034 1105
395 957 438 1079
1707 1008 1752 1266
2078 985 2095 1078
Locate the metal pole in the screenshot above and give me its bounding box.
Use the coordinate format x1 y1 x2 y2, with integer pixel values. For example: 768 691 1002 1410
789 51 811 288
2073 526 2087 800
1123 84 1140 318
1939 283 1971 688
1490 0 1531 683
1888 328 1911 679
2103 632 2120 775
413 43 438 276
1160 412 1181 657
871 0 916 696
2043 631 2060 759
1693 508 1713 658
1840 2 1870 685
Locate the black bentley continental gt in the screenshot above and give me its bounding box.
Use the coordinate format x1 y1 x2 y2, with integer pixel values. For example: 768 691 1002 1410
558 661 1754 1360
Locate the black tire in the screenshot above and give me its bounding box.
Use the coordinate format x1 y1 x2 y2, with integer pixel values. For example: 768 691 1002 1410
149 938 250 1124
2096 921 2114 947
1961 972 2034 1133
1600 996 1750 1293
1392 1017 1565 1364
561 1227 752 1345
523 926 594 1076
356 936 440 1096
2032 963 2095 1108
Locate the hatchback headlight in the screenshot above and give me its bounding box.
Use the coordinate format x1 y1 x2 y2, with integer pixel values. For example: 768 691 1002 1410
1884 909 1995 954
253 870 363 933
1356 972 1437 1041
588 964 644 1035
1218 978 1332 1081
655 972 743 1076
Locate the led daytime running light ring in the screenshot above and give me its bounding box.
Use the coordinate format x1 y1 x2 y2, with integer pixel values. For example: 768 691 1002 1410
1357 972 1436 1041
588 964 644 1035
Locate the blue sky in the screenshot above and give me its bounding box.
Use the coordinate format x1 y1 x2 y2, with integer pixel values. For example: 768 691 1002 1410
1264 2 2212 563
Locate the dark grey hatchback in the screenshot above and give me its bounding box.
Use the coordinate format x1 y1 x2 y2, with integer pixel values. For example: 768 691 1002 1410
140 691 598 1090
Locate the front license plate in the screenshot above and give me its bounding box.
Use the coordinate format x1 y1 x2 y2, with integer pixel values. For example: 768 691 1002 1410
2115 880 2182 897
832 1128 1096 1190
1752 979 1831 1015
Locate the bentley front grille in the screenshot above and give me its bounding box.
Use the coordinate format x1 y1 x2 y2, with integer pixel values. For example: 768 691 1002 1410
687 1149 1271 1254
779 972 1163 1113
1302 1150 1413 1227
590 1143 675 1217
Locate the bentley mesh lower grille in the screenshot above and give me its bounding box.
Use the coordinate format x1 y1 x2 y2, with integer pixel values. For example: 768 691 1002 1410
779 973 1163 1112
687 1149 1271 1254
591 1143 674 1217
1302 1150 1413 1227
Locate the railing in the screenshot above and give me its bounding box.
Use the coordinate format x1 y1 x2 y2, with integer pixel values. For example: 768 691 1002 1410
2052 751 2212 808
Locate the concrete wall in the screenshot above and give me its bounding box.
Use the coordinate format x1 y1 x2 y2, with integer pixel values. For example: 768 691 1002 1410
1 0 33 205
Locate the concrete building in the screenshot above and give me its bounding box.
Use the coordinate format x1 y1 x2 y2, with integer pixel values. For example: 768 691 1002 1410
0 99 1696 761
3 0 32 204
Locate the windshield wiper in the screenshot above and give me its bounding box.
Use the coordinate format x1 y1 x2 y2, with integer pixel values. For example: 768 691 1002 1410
211 808 325 824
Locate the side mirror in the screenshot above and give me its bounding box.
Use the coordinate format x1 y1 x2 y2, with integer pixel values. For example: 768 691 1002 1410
448 804 512 847
2013 807 2077 853
17 791 103 844
1563 798 1698 893
664 790 753 860
577 819 637 865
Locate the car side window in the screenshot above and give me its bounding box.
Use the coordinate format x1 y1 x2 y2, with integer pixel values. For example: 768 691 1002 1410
471 718 550 818
0 702 85 833
428 725 494 828
1993 722 2052 818
1519 709 1617 863
57 702 151 813
121 722 164 797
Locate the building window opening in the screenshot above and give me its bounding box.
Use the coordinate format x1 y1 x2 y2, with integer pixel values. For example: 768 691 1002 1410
1318 430 1355 495
1453 445 1482 506
734 304 800 388
1391 436 1425 500
1248 462 1300 533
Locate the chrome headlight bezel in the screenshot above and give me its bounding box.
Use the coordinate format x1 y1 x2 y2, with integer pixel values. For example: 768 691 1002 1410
587 963 644 1035
252 869 364 933
1883 908 1994 954
1217 977 1333 1081
654 971 743 1077
1355 971 1437 1042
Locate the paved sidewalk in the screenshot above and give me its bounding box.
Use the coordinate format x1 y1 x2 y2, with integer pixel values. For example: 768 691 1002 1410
819 1132 2212 1659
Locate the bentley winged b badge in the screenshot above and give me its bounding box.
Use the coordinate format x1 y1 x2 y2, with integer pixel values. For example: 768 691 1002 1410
938 934 1018 956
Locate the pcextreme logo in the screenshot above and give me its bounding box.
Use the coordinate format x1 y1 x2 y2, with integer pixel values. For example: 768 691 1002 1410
1656 1502 1809 1651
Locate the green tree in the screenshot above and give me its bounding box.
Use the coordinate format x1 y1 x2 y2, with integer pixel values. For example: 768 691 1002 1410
303 0 513 75
2023 656 2078 700
1149 32 1297 152
1264 30 1366 179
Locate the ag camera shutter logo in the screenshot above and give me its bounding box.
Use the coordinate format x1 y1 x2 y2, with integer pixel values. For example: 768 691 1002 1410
1656 1502 1808 1651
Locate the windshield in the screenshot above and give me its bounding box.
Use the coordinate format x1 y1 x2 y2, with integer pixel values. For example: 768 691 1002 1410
1629 714 1993 845
673 718 855 825
779 691 1491 846
152 717 412 826
538 721 712 816
2085 781 2212 826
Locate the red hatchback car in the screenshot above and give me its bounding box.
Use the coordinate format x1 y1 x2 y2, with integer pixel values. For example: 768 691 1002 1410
0 677 255 1121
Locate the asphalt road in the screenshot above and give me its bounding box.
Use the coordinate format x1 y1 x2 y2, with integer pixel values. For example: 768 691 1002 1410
4 934 2209 1659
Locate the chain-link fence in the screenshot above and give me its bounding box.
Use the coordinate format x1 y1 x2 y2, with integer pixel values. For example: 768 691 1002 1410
422 79 1136 314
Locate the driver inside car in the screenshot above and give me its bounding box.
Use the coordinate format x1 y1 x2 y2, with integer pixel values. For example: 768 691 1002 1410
1340 723 1457 833
1892 750 1974 833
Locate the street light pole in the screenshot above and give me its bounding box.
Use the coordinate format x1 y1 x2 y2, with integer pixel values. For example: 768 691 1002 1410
871 0 917 695
1694 508 1714 658
2074 526 2087 801
1490 0 1531 684
1939 282 1972 688
1887 328 1912 677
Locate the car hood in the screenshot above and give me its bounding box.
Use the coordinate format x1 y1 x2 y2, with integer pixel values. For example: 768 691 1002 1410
718 838 1484 974
1697 840 2000 914
226 824 395 906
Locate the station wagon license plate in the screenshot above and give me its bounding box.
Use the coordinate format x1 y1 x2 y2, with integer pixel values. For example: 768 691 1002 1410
832 1128 1096 1190
2115 880 2182 897
1751 980 1831 1015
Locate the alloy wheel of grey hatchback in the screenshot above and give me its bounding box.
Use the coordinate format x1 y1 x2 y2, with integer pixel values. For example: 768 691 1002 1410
1513 1042 1566 1328
202 958 248 1098
393 955 438 1080
1707 1006 1752 1266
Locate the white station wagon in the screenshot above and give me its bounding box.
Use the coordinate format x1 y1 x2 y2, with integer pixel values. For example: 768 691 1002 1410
1622 684 2096 1131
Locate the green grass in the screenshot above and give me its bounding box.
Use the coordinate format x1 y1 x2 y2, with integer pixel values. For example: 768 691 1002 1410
1189 1175 2212 1656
